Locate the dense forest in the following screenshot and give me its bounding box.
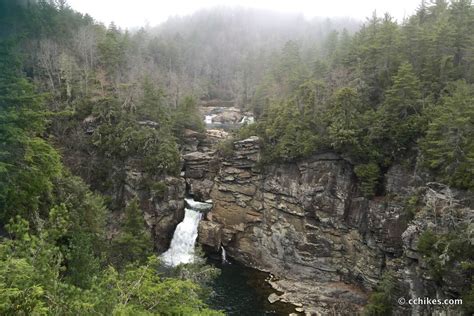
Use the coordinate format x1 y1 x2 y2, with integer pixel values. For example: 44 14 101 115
0 0 473 314
240 0 474 196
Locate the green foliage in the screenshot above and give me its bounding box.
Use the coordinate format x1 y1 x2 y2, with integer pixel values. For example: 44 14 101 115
420 81 474 190
364 272 396 316
403 190 423 220
354 163 381 198
103 256 223 315
2 1 474 314
238 122 261 139
65 232 101 289
252 40 308 113
0 219 221 315
248 3 474 195
377 62 424 160
110 198 153 268
273 40 307 95
167 250 221 300
417 230 439 258
138 79 170 124
52 173 107 239
326 87 366 154
0 257 48 315
98 23 128 79
417 226 474 287
0 13 220 313
173 95 205 137
0 215 70 315
150 181 167 199
349 13 402 106
0 45 62 222
92 96 180 176
216 138 235 158
256 98 321 162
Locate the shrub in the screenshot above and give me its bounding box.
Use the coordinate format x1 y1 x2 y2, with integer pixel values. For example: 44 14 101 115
364 272 396 316
151 181 167 199
354 163 381 198
216 138 235 158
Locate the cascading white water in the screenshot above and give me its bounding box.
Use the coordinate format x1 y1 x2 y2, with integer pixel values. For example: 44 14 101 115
184 198 213 211
205 114 216 124
161 198 212 266
221 245 228 264
239 116 255 124
161 208 202 266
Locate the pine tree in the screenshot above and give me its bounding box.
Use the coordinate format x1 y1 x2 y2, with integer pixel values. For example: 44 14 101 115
420 81 474 190
0 42 62 222
378 62 424 159
111 198 153 268
274 40 306 96
326 87 365 153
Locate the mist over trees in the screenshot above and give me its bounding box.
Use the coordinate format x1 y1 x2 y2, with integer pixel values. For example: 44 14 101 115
152 8 359 105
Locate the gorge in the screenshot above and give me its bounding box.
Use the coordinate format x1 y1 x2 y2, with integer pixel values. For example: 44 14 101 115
148 105 473 315
2 1 473 315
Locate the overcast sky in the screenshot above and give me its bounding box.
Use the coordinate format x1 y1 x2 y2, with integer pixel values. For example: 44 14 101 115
67 0 420 29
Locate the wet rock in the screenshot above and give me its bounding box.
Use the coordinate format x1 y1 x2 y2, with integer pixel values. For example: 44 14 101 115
268 279 367 315
268 293 281 304
183 131 472 315
198 220 223 250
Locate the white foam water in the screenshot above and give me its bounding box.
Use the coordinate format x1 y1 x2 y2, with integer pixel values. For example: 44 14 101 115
221 245 228 264
161 198 212 266
205 115 216 124
161 208 202 266
185 198 213 211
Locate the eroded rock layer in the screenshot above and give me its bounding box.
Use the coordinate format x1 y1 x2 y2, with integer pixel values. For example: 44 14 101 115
190 136 473 315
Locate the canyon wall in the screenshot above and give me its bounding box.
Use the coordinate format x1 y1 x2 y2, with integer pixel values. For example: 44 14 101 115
123 167 186 252
186 136 472 315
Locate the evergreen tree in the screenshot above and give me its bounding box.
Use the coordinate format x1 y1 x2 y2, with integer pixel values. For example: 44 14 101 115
273 40 306 97
111 198 153 268
0 42 62 223
173 95 205 139
420 81 474 190
377 62 424 160
326 87 365 154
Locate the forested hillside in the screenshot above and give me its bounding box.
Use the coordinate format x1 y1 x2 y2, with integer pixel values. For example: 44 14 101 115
241 0 474 196
0 0 217 314
1 0 473 314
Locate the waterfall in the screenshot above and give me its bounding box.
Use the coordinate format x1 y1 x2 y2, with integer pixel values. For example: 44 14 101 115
221 245 228 264
161 198 212 266
205 114 216 125
239 116 255 124
184 198 213 211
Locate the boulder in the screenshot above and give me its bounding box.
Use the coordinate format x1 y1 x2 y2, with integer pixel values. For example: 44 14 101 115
198 220 223 250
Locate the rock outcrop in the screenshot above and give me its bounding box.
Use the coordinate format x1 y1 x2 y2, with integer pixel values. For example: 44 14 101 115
183 151 219 201
192 136 473 315
124 168 186 252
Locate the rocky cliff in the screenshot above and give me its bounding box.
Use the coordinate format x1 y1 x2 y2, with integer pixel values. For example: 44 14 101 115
190 136 473 315
123 167 186 252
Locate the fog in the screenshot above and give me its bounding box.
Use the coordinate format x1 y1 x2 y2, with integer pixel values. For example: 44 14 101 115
67 0 419 29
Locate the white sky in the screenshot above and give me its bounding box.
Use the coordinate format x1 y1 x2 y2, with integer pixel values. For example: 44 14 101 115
67 0 420 29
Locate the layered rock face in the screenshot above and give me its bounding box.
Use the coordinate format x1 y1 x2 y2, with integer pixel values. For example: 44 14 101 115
124 168 186 252
194 136 473 315
183 151 219 201
198 138 371 313
182 123 230 200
